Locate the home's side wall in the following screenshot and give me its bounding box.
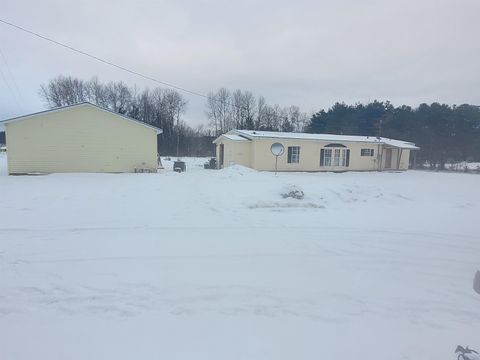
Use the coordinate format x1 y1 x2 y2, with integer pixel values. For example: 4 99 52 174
379 148 411 170
215 138 252 168
6 105 158 174
399 149 410 170
215 142 221 167
250 138 391 171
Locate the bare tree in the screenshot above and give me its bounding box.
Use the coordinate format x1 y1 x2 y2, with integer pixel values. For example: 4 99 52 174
242 90 256 130
232 89 244 129
287 105 308 132
206 91 221 136
105 81 131 114
205 88 232 135
40 75 87 107
86 77 108 107
256 96 267 130
204 88 305 133
217 88 232 133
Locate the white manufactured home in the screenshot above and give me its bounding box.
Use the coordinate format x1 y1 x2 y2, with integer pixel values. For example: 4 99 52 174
0 102 162 174
213 130 419 172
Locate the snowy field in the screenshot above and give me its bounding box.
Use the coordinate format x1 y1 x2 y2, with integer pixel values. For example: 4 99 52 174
0 154 479 360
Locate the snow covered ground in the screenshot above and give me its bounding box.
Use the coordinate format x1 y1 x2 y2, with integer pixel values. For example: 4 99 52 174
1 154 479 360
446 162 480 172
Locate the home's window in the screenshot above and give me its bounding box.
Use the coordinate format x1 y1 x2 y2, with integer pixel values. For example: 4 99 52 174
361 149 374 156
334 149 341 166
287 146 300 163
321 149 332 166
321 148 349 167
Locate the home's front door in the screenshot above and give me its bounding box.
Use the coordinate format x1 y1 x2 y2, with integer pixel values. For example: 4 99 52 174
385 148 392 169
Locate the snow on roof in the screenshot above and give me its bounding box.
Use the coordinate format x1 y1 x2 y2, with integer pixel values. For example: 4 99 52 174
223 134 250 141
380 138 419 149
0 102 163 134
232 130 419 149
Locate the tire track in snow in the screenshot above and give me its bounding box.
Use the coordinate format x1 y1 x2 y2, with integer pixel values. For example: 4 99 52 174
0 225 477 240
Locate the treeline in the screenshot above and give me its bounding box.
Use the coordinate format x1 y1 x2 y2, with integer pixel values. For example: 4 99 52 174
205 88 308 135
20 75 480 165
306 101 480 168
40 76 215 156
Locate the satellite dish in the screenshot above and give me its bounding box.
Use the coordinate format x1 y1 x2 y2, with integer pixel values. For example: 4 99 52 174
474 270 480 295
271 143 285 156
270 143 284 175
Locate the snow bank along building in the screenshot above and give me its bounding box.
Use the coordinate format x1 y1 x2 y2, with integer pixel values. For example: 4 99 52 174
0 102 162 174
213 130 419 172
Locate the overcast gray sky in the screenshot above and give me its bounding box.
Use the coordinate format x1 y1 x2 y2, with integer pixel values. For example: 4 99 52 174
0 0 479 126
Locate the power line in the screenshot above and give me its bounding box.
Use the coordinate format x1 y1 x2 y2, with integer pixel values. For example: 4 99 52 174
0 64 20 108
0 45 25 112
0 18 210 100
0 54 24 112
0 18 255 114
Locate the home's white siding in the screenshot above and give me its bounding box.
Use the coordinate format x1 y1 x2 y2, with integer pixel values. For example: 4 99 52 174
5 104 158 174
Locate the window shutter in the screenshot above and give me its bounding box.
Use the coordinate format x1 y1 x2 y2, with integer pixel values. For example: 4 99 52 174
346 149 350 167
320 149 325 166
288 147 292 163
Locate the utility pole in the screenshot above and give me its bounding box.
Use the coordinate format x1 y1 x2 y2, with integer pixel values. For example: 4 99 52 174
176 108 180 160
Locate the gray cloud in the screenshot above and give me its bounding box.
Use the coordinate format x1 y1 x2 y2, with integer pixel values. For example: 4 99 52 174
1 0 479 125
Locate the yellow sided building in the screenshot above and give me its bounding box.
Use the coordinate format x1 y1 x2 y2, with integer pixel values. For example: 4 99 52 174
213 130 419 172
0 102 162 174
